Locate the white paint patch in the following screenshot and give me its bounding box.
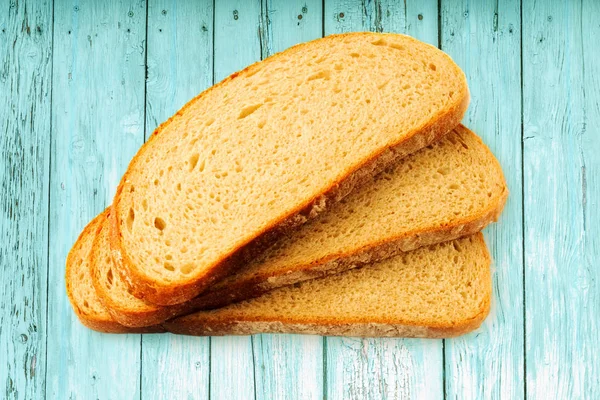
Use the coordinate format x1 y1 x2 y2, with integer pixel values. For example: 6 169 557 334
120 111 142 136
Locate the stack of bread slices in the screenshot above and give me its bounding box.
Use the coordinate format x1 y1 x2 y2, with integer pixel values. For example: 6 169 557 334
66 32 507 338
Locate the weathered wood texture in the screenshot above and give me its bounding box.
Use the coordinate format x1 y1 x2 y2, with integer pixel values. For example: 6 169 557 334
46 1 146 399
522 0 599 398
323 1 444 399
2 0 599 398
140 1 213 397
440 1 525 399
0 1 52 399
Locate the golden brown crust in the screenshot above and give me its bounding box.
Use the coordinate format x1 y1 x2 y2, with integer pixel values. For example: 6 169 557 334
95 173 501 327
163 234 491 338
90 211 184 327
110 32 470 306
100 123 504 329
66 211 164 333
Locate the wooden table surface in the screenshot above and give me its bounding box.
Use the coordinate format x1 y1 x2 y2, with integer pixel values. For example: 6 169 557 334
1 0 598 399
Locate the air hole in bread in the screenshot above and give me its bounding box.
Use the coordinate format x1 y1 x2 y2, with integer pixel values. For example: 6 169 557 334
83 300 89 309
163 262 174 271
189 153 200 171
388 42 405 51
180 263 195 275
126 208 135 232
315 55 327 64
378 80 390 90
437 167 450 175
371 38 387 46
154 217 166 231
106 268 113 286
154 179 159 186
429 63 437 71
453 242 462 252
205 117 215 126
349 52 360 58
238 103 263 119
307 70 331 81
257 118 266 129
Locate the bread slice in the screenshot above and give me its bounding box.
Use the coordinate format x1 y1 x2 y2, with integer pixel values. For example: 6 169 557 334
163 234 491 338
93 125 506 327
110 32 470 305
65 211 163 333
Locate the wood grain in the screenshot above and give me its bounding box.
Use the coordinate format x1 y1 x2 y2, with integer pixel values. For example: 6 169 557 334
0 1 52 399
2 0 599 398
440 1 525 399
522 0 599 398
210 1 261 398
45 1 146 398
323 1 443 399
140 1 214 398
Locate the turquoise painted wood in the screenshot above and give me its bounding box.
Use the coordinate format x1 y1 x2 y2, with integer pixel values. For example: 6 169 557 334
323 1 444 399
440 1 525 398
141 1 213 398
2 0 599 399
522 0 599 398
0 1 52 398
46 1 147 399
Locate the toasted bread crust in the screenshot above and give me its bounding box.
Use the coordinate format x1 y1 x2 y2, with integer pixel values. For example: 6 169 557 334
97 124 507 328
66 210 164 333
94 177 501 326
110 32 470 306
99 167 503 328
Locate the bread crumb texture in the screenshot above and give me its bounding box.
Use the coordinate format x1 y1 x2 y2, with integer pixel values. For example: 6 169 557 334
114 32 467 287
176 234 490 328
210 125 504 288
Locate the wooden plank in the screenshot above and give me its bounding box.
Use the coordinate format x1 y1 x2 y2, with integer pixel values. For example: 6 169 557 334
522 0 600 398
253 334 323 400
440 1 525 399
260 0 323 57
252 2 324 398
210 1 261 399
140 1 214 398
46 1 146 398
0 1 52 399
323 1 443 399
214 0 261 82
